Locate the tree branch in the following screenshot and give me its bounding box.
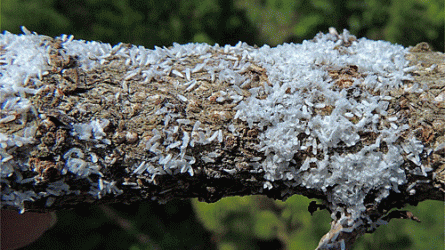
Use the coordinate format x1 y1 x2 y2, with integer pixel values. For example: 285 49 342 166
1 28 444 249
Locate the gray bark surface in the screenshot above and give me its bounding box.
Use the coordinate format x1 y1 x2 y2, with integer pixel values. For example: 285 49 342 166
1 31 444 249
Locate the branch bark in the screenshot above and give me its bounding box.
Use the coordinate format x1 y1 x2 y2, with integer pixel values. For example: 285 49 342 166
1 29 444 249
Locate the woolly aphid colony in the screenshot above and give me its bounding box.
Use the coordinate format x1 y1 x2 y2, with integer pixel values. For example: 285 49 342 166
1 27 430 227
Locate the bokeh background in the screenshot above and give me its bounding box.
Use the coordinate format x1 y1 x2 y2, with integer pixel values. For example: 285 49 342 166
1 0 444 249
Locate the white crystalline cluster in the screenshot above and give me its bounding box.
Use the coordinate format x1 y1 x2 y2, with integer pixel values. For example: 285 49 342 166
0 27 427 216
1 28 51 181
72 119 111 142
234 30 417 219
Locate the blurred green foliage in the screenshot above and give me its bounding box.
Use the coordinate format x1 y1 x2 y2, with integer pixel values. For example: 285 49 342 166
1 0 443 50
1 0 444 249
356 200 444 250
193 195 331 250
193 197 444 250
235 0 444 50
1 0 259 48
22 200 215 250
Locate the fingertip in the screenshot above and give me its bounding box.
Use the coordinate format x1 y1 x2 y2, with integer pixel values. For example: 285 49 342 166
1 210 57 250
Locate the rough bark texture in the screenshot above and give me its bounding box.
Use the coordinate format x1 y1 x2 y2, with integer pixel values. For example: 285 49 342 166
1 31 444 250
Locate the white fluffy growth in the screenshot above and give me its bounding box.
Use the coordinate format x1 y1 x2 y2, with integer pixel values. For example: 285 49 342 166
235 29 418 219
0 28 426 217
